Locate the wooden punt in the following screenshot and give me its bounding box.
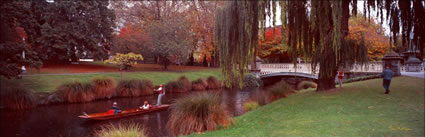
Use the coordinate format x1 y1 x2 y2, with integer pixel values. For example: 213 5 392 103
78 104 169 120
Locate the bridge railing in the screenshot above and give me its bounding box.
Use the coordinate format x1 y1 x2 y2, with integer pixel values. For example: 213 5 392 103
260 62 424 75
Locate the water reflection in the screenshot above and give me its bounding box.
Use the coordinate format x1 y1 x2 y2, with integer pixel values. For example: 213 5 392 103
0 88 260 137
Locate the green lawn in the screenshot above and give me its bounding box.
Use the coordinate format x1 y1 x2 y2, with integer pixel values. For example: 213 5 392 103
188 76 424 137
1 69 220 92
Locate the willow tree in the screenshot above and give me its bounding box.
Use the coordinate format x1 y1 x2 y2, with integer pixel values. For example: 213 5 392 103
215 0 424 90
214 1 258 88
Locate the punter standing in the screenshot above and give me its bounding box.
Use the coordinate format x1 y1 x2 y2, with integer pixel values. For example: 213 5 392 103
382 65 393 94
154 85 165 105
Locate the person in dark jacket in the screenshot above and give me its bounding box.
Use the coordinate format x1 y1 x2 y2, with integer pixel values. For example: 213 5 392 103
110 102 121 114
382 65 393 94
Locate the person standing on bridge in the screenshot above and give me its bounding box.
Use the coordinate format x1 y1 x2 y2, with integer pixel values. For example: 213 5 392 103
337 68 344 88
382 65 393 94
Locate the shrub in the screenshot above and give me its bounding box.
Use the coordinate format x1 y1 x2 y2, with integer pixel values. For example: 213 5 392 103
243 100 259 112
167 93 231 136
91 77 116 99
268 81 296 99
243 74 262 88
178 76 192 91
248 90 271 106
138 79 154 96
116 79 154 97
0 88 36 109
56 82 96 103
165 80 188 93
191 78 208 91
206 76 221 89
95 123 147 137
297 81 317 90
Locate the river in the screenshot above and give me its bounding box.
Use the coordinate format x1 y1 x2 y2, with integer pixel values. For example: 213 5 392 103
0 89 261 137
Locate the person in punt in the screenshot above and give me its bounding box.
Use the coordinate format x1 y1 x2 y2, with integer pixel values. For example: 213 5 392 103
154 84 165 106
139 100 152 110
108 102 121 114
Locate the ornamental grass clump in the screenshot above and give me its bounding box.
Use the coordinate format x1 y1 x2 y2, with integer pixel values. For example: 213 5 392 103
138 79 154 96
0 88 36 109
206 76 221 89
167 93 231 136
116 79 154 97
95 123 147 137
243 100 259 112
165 80 188 93
191 78 208 91
56 82 96 103
268 81 296 99
91 77 116 99
178 76 192 91
297 81 318 90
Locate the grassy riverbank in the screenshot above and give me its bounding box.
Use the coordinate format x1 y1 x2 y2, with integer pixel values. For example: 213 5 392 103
1 69 220 93
188 76 424 137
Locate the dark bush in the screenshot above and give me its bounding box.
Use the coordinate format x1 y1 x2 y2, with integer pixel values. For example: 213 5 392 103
243 74 262 88
192 78 208 91
206 76 221 89
56 82 96 103
178 76 192 91
167 93 231 136
297 81 317 90
91 77 116 99
268 81 296 99
0 88 36 109
165 80 188 93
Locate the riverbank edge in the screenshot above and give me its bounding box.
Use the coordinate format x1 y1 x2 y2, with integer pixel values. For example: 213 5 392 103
186 76 425 137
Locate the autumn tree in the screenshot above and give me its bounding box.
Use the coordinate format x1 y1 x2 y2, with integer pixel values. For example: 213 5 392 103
347 15 390 61
111 23 149 56
258 26 292 63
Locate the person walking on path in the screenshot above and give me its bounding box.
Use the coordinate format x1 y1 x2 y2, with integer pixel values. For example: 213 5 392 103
382 65 393 94
154 85 165 105
337 68 344 88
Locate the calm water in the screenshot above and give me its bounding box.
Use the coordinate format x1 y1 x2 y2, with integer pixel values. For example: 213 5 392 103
0 89 260 137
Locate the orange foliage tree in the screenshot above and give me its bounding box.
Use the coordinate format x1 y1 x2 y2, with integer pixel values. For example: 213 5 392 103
257 25 292 63
346 15 390 61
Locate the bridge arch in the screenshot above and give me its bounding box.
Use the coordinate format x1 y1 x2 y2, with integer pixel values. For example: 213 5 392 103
260 72 318 87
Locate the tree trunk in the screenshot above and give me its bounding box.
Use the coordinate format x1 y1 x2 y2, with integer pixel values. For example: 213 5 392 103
316 76 336 91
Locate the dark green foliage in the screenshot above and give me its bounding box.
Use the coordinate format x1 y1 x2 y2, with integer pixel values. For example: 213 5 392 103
145 15 192 70
0 88 36 109
243 74 262 88
56 82 96 103
343 74 381 84
0 1 115 65
167 93 231 136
